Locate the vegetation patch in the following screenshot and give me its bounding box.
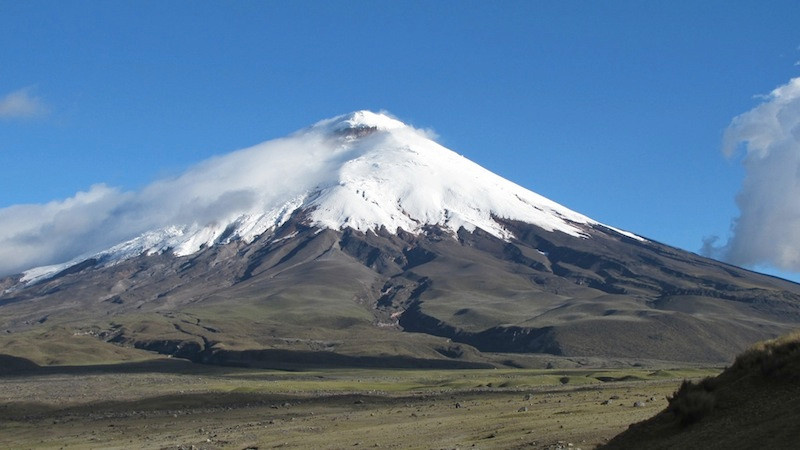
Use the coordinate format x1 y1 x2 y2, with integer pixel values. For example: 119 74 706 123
730 330 800 381
666 378 716 426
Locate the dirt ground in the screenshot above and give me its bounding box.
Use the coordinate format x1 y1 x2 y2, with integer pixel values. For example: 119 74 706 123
0 362 717 449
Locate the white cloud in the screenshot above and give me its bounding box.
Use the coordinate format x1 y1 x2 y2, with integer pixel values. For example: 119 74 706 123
0 185 131 275
711 77 800 272
0 87 49 119
0 123 370 276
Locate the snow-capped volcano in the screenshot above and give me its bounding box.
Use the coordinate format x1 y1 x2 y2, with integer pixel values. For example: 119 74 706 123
5 111 800 367
20 110 640 283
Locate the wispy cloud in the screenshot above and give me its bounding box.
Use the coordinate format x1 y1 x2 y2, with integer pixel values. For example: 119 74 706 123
0 87 49 119
0 135 323 276
707 77 800 272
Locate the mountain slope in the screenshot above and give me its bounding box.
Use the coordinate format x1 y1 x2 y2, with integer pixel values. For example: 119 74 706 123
2 111 800 367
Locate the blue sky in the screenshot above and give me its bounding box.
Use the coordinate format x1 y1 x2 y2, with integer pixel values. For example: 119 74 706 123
2 1 800 280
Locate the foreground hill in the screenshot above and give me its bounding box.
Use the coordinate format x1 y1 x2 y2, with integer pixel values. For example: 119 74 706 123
2 111 800 367
603 331 800 449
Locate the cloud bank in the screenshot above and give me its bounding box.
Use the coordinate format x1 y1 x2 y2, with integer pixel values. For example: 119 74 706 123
0 87 49 119
712 77 800 272
0 128 345 277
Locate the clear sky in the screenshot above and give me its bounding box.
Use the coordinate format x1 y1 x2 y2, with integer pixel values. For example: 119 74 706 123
1 1 800 281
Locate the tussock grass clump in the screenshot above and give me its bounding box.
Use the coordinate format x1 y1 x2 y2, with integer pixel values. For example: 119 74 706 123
730 330 800 381
666 378 716 426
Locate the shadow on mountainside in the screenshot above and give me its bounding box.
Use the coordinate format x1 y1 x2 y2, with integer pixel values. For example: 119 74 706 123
0 354 209 376
0 348 492 377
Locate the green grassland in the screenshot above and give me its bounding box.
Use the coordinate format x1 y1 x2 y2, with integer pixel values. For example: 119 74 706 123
0 362 719 449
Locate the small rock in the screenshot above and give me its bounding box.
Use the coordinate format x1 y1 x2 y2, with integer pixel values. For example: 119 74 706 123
601 400 612 405
633 401 646 408
517 407 528 412
454 402 462 409
523 393 533 401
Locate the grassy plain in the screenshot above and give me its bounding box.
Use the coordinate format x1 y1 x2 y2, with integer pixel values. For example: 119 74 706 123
0 361 719 449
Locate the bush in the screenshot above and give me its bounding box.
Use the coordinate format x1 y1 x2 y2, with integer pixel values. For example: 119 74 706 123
667 379 716 426
731 330 800 381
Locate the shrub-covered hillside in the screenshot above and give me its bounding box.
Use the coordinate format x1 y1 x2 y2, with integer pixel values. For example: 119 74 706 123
602 331 800 449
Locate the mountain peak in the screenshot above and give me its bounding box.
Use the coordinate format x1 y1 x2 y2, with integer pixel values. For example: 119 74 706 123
311 110 407 136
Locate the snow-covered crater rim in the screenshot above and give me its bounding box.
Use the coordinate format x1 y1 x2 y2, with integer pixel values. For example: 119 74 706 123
310 110 407 135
